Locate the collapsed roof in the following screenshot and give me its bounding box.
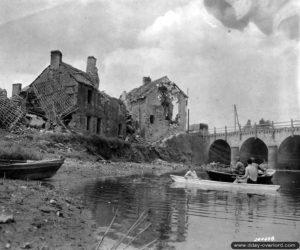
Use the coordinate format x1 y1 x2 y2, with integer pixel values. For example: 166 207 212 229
125 76 188 103
0 97 25 130
23 51 100 124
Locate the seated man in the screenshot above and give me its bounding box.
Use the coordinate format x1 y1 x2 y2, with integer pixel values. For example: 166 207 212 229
210 161 217 167
235 158 258 184
250 157 259 167
184 166 198 179
259 159 268 173
233 158 245 175
251 157 267 174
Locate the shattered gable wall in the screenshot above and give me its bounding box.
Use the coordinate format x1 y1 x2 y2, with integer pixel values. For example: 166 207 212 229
31 68 78 123
123 76 188 142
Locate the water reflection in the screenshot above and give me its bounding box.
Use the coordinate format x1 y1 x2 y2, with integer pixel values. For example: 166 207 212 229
79 172 300 249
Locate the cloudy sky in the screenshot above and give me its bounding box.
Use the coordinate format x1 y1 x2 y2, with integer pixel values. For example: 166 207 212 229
0 0 299 128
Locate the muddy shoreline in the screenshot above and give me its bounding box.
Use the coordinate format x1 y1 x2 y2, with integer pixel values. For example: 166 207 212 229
0 158 189 250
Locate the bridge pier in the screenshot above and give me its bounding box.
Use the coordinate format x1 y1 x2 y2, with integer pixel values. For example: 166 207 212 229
230 146 239 167
268 145 278 169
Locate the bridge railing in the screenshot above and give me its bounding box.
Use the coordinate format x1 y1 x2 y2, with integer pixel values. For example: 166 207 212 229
190 119 300 136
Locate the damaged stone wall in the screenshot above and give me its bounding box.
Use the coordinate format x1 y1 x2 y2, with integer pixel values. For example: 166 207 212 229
124 77 188 143
177 94 187 131
24 80 126 138
19 50 127 138
70 83 126 138
144 89 171 141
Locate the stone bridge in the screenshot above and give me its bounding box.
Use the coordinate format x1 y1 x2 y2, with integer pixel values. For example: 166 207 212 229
193 120 300 169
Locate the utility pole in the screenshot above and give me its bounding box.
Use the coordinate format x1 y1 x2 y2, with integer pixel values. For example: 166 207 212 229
187 108 190 133
234 104 241 132
234 105 236 131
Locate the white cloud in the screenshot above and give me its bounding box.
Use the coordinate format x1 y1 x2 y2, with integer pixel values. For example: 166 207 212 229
138 1 219 45
101 0 299 127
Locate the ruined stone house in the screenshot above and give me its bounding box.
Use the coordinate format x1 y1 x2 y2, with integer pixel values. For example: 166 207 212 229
121 76 188 142
16 50 126 137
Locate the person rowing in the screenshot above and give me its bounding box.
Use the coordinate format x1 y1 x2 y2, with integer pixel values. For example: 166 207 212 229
234 158 258 184
184 165 199 179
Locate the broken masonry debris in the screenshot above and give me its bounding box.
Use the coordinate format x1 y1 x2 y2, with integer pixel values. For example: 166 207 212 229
0 214 15 224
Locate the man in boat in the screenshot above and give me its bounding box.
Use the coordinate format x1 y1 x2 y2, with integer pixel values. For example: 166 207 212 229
210 161 217 167
184 166 198 179
235 158 258 184
250 157 259 167
259 159 268 173
251 157 267 174
233 157 245 175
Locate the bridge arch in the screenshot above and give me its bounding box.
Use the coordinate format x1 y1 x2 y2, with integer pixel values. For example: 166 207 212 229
278 135 300 170
208 139 231 165
240 137 268 164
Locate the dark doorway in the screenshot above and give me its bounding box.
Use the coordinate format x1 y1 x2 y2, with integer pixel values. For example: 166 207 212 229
87 90 93 104
96 118 102 134
150 115 155 124
86 116 91 131
118 124 122 136
208 140 231 165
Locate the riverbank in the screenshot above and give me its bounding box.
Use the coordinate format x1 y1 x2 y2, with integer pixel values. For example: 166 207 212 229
0 129 204 249
0 158 190 250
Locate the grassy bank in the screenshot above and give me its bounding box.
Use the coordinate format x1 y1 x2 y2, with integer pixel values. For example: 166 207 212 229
0 129 208 165
0 130 167 163
0 141 42 160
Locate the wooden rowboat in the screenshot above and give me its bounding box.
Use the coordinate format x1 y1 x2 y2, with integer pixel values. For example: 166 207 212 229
170 175 280 193
206 169 276 184
0 158 65 180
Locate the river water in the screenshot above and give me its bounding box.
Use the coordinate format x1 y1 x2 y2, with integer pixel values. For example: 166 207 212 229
78 170 300 250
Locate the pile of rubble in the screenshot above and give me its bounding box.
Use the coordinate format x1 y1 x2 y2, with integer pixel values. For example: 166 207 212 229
151 124 186 146
0 84 75 134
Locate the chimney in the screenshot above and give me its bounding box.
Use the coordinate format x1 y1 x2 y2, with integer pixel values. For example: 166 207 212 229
12 83 22 96
120 91 127 101
50 50 62 69
0 88 7 99
86 56 100 89
86 56 97 74
143 76 151 85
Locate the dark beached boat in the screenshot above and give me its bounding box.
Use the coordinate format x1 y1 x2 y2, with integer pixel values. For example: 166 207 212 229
206 169 276 184
0 158 64 180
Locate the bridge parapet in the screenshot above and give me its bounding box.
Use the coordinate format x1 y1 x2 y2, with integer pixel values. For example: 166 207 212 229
206 119 300 136
202 120 300 148
206 127 300 137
